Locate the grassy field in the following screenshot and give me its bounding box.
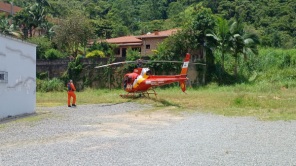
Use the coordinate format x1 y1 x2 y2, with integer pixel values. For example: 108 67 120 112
37 83 296 121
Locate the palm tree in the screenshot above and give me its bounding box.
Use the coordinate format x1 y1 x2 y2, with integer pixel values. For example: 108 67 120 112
36 0 50 7
29 3 46 36
13 0 50 39
206 17 230 71
228 21 260 77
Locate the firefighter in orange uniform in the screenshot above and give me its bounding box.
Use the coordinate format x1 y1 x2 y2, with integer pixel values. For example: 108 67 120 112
67 79 76 107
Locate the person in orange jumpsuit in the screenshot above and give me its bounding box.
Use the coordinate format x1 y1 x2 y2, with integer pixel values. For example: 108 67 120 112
67 79 76 107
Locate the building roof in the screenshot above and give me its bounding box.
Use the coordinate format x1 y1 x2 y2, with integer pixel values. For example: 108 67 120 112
88 36 142 46
136 28 180 39
0 33 37 47
88 28 180 46
106 36 142 44
0 2 22 15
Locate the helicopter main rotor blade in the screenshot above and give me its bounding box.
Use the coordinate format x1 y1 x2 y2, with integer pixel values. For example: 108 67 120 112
144 60 206 65
94 61 134 68
144 60 183 63
189 62 206 65
94 59 206 69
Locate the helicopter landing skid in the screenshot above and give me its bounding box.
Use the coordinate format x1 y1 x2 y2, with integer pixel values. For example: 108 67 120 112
120 93 141 98
141 89 157 98
120 89 157 98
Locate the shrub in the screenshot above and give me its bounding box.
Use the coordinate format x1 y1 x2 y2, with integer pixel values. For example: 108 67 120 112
86 50 105 58
27 37 52 59
44 49 65 60
36 72 48 80
88 42 115 56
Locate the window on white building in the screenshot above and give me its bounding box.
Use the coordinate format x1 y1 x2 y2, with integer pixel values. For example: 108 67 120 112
0 71 8 83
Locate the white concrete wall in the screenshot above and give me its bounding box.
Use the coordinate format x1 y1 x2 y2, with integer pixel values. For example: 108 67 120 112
0 34 36 119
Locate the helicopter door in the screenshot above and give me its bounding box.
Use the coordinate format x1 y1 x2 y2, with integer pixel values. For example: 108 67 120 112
123 76 134 90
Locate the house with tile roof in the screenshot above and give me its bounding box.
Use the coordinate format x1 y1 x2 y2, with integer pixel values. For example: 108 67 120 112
90 29 179 57
0 2 22 16
136 29 179 56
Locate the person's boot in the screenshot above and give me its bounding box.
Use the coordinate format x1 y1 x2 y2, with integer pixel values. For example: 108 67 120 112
72 104 76 107
68 105 71 107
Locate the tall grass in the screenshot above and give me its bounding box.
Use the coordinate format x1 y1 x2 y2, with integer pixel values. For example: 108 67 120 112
214 48 296 86
252 48 296 88
37 78 65 92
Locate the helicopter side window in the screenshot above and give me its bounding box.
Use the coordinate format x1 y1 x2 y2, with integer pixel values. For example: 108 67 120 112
123 77 128 89
146 70 151 76
123 76 135 90
123 76 132 89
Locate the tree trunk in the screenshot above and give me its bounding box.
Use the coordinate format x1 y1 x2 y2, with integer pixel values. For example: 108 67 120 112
202 45 206 85
234 54 238 78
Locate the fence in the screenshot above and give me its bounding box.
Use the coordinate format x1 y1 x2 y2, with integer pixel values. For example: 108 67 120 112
37 57 201 89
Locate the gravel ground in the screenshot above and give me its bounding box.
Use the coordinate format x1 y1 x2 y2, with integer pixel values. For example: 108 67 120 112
1 102 296 166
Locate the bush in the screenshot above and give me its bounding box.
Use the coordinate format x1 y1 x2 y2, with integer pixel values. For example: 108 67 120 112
36 72 48 80
37 78 65 92
44 49 65 60
27 37 52 59
86 50 105 58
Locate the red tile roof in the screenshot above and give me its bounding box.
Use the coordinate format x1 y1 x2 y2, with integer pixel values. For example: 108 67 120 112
136 28 180 39
88 29 180 46
88 36 142 46
0 2 22 14
106 36 142 44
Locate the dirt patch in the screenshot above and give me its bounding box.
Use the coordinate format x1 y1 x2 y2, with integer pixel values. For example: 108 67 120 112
86 107 184 138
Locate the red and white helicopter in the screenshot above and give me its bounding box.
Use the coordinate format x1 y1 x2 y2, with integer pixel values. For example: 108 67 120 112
95 53 204 97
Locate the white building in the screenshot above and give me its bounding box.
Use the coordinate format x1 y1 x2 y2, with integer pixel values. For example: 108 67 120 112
0 34 37 119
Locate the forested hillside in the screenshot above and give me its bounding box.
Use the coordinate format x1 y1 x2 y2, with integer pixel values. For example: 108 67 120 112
5 0 296 48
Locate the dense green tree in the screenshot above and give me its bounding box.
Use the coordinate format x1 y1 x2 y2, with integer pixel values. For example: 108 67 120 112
90 19 112 39
53 13 94 57
106 0 137 36
152 5 216 83
189 5 216 83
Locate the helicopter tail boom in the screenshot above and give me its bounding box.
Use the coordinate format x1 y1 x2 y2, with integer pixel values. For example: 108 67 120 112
180 80 186 92
179 53 190 92
180 53 190 75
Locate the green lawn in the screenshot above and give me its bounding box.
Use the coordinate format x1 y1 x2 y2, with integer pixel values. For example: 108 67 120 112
37 84 296 121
